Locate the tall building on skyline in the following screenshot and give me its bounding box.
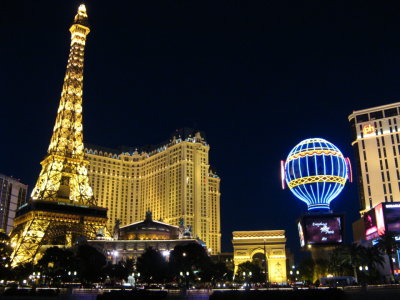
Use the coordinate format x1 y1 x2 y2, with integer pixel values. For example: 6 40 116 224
84 128 221 254
10 5 110 266
349 102 400 214
0 174 27 234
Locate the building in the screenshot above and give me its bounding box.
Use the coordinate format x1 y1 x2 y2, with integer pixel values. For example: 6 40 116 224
88 211 202 263
10 5 110 266
0 174 27 234
84 129 221 254
232 230 287 283
349 102 400 215
349 103 400 280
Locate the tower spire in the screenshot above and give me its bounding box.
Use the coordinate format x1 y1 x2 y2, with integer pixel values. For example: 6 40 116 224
30 4 94 205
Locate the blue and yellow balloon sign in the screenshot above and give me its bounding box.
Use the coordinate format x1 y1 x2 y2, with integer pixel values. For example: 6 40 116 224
283 138 350 211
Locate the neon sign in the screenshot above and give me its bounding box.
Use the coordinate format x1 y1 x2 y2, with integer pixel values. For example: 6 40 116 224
363 124 375 135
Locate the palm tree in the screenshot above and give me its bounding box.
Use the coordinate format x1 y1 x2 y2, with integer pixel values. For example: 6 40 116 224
364 246 385 270
329 247 349 276
375 232 400 282
330 244 366 282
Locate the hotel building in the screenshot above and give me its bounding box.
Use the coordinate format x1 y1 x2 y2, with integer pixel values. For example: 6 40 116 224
349 102 400 215
0 174 27 234
84 129 221 254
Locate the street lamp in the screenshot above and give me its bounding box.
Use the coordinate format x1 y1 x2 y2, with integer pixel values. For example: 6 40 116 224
242 271 252 289
358 266 368 271
111 250 119 264
180 271 190 289
358 266 369 284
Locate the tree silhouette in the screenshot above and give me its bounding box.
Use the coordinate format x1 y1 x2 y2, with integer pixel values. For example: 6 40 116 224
169 243 214 284
37 246 76 284
136 247 167 283
298 257 315 283
328 244 385 283
235 261 263 283
12 262 34 281
76 244 107 284
333 244 366 282
0 232 12 279
103 259 134 283
375 232 400 282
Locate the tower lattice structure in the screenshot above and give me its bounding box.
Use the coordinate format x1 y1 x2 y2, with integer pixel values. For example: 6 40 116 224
10 5 110 266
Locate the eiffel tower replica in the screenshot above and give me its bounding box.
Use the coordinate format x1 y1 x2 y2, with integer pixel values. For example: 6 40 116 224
10 4 110 266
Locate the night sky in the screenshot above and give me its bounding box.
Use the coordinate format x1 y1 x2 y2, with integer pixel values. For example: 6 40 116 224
2 0 400 261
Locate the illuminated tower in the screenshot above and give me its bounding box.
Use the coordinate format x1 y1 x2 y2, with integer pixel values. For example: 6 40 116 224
10 5 110 266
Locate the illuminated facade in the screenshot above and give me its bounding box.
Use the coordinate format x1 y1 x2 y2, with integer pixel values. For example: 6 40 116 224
283 138 349 211
10 5 110 266
349 102 400 214
232 230 287 283
88 211 202 263
0 174 27 234
84 129 221 254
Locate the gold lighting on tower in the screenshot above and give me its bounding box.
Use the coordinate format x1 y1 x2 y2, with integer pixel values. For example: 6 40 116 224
31 4 93 204
10 4 110 266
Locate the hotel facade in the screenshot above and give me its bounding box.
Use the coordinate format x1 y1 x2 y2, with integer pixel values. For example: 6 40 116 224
0 174 27 234
349 102 400 214
84 130 221 254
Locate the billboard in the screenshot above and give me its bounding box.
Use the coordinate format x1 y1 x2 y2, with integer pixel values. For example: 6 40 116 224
385 203 400 233
298 214 344 246
364 202 400 240
364 207 379 240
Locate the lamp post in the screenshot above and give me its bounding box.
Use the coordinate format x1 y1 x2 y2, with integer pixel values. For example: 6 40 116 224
358 266 368 284
242 271 252 289
67 271 77 282
263 239 268 286
111 250 119 264
288 266 300 283
179 271 190 289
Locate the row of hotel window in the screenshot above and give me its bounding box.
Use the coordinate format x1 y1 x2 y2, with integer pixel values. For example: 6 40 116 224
355 107 399 123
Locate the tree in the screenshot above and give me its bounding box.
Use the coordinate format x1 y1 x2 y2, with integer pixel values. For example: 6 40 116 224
169 243 213 283
375 232 400 282
136 247 167 283
12 262 34 282
37 246 76 284
0 232 12 279
103 259 134 284
328 244 385 284
235 261 263 283
209 262 229 283
76 244 107 284
313 259 329 282
298 257 315 283
363 246 385 283
332 244 366 282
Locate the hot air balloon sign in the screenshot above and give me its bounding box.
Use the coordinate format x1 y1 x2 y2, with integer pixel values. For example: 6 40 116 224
281 138 352 211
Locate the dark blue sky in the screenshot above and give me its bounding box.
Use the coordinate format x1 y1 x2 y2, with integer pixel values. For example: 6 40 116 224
2 0 400 261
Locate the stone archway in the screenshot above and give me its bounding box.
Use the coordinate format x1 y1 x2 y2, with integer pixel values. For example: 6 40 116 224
232 230 287 283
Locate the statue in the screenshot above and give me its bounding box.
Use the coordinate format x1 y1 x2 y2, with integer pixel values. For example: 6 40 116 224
113 219 121 240
178 218 192 239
